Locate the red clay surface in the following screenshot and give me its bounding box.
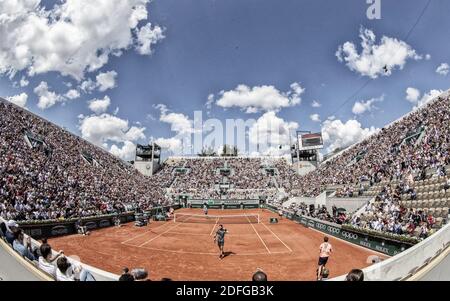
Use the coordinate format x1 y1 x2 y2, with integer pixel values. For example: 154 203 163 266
49 209 385 281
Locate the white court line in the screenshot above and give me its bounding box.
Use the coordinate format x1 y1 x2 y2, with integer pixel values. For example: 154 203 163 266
246 214 271 254
123 243 291 256
209 217 219 236
261 222 293 253
139 217 191 247
121 221 173 244
167 231 256 237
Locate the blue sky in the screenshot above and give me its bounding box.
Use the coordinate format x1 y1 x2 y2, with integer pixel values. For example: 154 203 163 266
1 0 449 159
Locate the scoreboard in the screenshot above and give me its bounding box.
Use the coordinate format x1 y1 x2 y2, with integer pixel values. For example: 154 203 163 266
298 132 324 151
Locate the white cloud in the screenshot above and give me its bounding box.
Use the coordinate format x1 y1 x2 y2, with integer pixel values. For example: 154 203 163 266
96 70 117 92
88 95 111 114
19 76 29 87
405 87 443 109
405 87 420 103
0 0 163 80
248 111 298 155
425 54 431 60
156 104 193 135
135 22 165 55
6 92 28 107
78 113 145 146
336 27 421 78
124 126 146 141
65 89 80 100
322 119 378 153
33 81 64 109
78 70 117 93
79 78 96 93
215 82 304 113
310 114 321 122
352 95 384 115
311 100 321 108
436 63 449 76
154 137 182 154
110 141 136 161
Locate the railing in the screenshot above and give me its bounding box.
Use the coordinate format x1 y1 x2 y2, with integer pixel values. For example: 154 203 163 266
330 222 450 281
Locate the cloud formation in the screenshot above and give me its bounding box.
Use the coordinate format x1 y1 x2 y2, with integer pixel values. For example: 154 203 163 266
322 118 378 153
215 83 304 113
0 0 164 80
436 63 449 76
336 27 421 78
352 95 384 115
405 87 443 109
88 95 111 114
6 92 28 108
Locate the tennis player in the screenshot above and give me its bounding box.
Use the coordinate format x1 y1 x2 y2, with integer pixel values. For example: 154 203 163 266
213 224 228 259
317 236 333 280
203 204 208 215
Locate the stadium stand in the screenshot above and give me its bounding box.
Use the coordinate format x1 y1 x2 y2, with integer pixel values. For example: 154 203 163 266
1 89 450 280
0 99 170 222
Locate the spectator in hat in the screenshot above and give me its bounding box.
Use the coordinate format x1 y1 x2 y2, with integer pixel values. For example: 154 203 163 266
5 220 18 245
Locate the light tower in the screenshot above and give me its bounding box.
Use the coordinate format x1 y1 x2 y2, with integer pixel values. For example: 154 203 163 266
133 143 161 176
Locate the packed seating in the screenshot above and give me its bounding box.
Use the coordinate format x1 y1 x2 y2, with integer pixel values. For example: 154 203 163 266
1 91 450 240
0 100 169 222
279 93 450 200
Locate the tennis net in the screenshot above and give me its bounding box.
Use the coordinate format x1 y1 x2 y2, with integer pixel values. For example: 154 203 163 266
174 213 260 224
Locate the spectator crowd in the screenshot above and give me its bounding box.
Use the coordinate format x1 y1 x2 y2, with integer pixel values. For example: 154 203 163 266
1 91 450 239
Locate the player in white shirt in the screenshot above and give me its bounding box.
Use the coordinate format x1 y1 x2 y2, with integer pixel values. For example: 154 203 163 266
317 236 333 280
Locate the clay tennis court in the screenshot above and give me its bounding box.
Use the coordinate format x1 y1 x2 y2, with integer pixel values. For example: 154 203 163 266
49 209 385 280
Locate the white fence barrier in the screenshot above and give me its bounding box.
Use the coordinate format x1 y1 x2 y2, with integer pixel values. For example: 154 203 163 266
330 222 450 281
